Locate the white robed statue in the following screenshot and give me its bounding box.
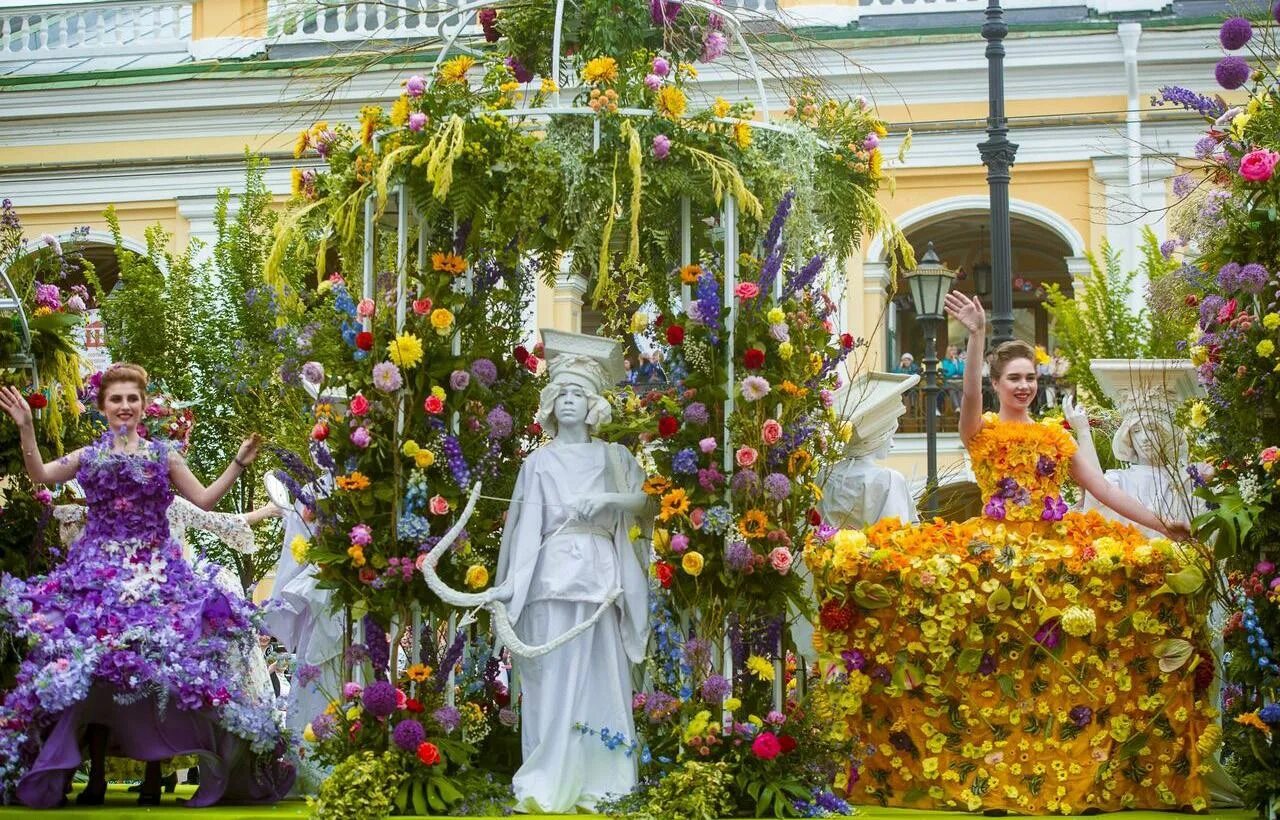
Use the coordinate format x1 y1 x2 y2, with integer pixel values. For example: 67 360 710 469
489 329 651 813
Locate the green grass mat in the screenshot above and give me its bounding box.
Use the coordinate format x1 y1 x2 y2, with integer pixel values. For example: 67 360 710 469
0 785 1257 818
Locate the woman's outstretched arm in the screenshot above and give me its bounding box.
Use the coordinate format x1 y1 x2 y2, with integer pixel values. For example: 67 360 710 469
944 293 987 446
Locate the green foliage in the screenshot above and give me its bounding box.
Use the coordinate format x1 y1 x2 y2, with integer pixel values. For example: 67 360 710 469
608 759 735 820
308 751 407 820
1043 228 1177 408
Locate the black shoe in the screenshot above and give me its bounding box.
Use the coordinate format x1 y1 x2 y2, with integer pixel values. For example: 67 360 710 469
163 771 178 793
138 790 162 806
75 781 107 805
185 766 200 785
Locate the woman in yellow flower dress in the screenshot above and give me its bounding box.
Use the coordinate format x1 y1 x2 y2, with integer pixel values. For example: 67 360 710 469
810 295 1217 815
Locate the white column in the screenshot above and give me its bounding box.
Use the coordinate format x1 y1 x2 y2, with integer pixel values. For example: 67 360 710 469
1065 255 1091 292
863 259 891 372
176 195 224 268
552 265 590 333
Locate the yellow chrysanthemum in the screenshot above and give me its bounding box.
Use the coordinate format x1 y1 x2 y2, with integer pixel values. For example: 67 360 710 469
290 535 310 563
359 105 381 147
1265 312 1280 330
581 56 618 84
746 655 775 682
387 333 424 368
439 55 477 85
733 121 751 149
1258 339 1275 357
656 86 687 120
712 97 731 118
1060 605 1096 637
465 564 489 589
766 307 785 324
540 77 559 94
430 308 455 336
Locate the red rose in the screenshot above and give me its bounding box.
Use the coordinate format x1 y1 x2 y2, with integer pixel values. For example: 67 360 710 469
807 508 822 527
658 415 679 438
818 599 855 633
513 345 530 364
495 686 511 707
311 422 330 441
666 325 685 345
527 422 543 437
349 393 370 417
416 741 441 766
743 348 765 369
840 333 854 350
358 567 378 584
778 734 798 754
355 331 374 351
424 396 444 415
24 393 47 410
405 698 424 713
412 298 432 315
655 561 675 589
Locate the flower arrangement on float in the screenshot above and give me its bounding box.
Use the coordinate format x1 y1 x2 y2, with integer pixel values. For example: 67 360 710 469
1153 10 1280 812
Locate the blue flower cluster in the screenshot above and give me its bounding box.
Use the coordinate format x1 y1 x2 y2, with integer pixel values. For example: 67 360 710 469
573 722 641 757
1242 598 1277 674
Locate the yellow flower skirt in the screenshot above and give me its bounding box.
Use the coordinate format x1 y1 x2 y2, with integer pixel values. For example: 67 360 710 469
809 513 1216 815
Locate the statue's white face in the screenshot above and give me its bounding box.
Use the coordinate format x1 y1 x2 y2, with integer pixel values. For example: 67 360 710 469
1130 423 1164 465
553 383 588 428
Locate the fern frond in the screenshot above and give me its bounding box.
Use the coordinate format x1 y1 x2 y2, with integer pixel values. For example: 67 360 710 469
680 145 763 220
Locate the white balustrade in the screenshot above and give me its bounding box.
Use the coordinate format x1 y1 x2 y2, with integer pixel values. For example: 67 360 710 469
0 1 192 61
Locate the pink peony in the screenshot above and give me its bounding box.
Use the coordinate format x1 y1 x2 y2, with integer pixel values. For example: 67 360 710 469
735 445 758 468
751 731 782 760
734 282 760 300
670 533 689 553
408 112 427 132
1240 148 1280 182
699 436 717 453
769 546 793 574
652 56 670 76
406 75 426 97
652 134 671 160
761 419 782 445
350 426 371 448
356 298 376 318
644 73 662 90
429 495 450 516
349 524 373 546
343 682 363 700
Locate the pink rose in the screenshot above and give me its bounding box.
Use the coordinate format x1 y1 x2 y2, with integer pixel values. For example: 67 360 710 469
396 689 408 710
769 547 793 575
356 297 376 318
689 507 706 530
424 395 444 415
734 282 760 300
671 533 689 553
699 436 717 453
349 393 370 416
761 419 782 445
429 495 450 516
1262 446 1279 464
735 446 758 468
343 682 363 699
1240 148 1280 182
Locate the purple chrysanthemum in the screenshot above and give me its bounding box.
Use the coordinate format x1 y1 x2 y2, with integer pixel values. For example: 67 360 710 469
372 361 402 392
361 680 398 718
1220 16 1253 50
470 358 498 387
1216 56 1252 90
392 718 426 751
701 673 731 703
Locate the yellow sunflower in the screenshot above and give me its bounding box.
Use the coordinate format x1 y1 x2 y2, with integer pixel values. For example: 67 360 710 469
432 252 467 274
738 509 769 539
659 488 690 522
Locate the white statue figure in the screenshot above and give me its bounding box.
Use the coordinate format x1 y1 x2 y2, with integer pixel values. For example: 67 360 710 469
1064 394 1202 539
487 329 652 814
819 371 921 528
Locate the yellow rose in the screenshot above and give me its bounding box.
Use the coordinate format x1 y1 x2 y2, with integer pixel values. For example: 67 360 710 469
402 439 421 457
430 308 455 336
766 307 785 324
465 564 489 589
415 450 436 469
681 551 705 576
290 535 310 563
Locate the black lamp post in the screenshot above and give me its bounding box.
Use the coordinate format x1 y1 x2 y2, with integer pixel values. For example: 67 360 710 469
978 0 1018 347
906 242 956 518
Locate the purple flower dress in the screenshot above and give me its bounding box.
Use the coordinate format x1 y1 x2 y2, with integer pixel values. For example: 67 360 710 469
0 433 294 806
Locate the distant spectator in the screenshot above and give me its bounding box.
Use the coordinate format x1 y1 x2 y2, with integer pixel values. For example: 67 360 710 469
939 344 964 413
895 353 919 375
622 357 637 386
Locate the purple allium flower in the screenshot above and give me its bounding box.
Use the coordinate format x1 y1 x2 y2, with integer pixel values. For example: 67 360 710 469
372 361 402 392
672 448 699 475
701 673 731 702
684 637 711 666
408 112 427 132
764 472 791 501
433 705 462 733
1217 262 1242 292
1220 16 1253 50
701 30 727 62
684 401 709 425
450 369 471 391
652 134 671 160
1069 705 1093 728
406 75 426 97
297 664 322 687
1195 135 1218 160
1240 263 1268 293
362 680 398 718
1216 56 1251 90
725 540 753 572
1200 295 1226 328
470 358 498 387
730 470 758 494
1172 174 1196 199
486 405 513 439
392 718 426 751
311 713 337 741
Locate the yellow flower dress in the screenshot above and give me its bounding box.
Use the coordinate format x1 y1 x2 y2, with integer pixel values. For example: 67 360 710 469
807 416 1215 815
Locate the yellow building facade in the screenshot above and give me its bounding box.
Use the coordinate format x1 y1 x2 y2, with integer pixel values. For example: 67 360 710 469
0 0 1223 486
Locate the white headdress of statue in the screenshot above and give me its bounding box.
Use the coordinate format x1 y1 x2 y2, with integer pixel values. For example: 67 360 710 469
831 371 921 459
535 329 624 436
1090 360 1199 468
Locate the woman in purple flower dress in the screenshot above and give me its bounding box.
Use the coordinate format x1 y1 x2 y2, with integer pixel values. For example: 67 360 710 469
0 364 294 807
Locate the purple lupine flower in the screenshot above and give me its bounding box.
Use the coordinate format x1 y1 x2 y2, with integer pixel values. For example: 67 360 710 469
1153 85 1227 119
364 615 390 678
783 253 825 299
442 435 471 489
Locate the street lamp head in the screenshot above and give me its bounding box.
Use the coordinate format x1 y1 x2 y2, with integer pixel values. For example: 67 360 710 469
906 241 956 320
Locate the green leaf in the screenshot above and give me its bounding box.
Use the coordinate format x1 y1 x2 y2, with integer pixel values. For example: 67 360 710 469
1152 564 1205 597
956 648 984 676
997 674 1016 702
395 780 411 813
1117 732 1149 759
411 780 428 816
